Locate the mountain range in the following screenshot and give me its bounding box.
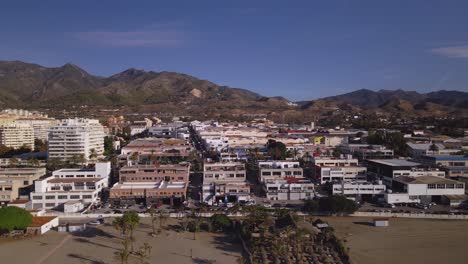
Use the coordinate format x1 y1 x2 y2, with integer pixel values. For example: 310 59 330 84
0 60 466 119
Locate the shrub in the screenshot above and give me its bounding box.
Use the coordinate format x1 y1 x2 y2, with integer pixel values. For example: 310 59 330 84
210 214 231 231
0 207 33 232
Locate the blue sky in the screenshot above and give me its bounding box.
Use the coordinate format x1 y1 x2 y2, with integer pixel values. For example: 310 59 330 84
1 0 468 100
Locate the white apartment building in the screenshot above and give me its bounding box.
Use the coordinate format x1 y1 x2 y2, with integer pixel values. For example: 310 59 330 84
332 181 386 197
14 118 58 141
0 123 34 149
30 162 110 210
203 162 246 183
313 156 366 184
48 118 105 163
258 161 303 183
52 162 111 187
265 179 314 201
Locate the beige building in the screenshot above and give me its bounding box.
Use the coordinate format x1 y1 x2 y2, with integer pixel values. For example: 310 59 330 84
0 123 34 149
0 167 46 204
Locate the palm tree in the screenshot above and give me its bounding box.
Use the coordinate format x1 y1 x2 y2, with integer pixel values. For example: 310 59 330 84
158 210 168 232
89 148 98 160
148 206 158 237
124 211 140 252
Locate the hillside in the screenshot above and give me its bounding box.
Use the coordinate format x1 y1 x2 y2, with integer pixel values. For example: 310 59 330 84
0 61 294 117
0 61 466 119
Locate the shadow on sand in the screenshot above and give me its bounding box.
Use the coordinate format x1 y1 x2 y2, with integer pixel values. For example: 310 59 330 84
68 253 106 264
353 221 374 226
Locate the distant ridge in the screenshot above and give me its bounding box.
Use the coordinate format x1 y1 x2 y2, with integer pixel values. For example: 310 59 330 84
0 60 466 118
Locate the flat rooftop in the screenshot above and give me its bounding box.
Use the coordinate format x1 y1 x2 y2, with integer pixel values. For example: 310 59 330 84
424 155 468 161
112 181 186 190
48 178 101 183
394 176 461 185
368 159 421 167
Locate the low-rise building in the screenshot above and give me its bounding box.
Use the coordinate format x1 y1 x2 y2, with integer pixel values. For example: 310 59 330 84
202 182 251 205
418 155 468 178
386 176 465 204
0 168 46 204
265 178 314 201
110 181 187 205
31 176 106 210
30 163 109 210
332 181 386 199
203 162 246 183
110 163 190 205
258 161 303 183
339 144 394 160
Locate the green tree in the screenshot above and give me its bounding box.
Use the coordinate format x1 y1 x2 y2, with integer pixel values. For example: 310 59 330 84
318 196 358 214
266 139 287 160
0 207 33 232
34 139 48 152
210 214 232 232
104 136 114 156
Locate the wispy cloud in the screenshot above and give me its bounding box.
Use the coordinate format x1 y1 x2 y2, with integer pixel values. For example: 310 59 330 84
431 44 468 59
73 26 186 48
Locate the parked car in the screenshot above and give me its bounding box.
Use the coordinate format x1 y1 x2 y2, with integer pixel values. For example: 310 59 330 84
88 220 101 225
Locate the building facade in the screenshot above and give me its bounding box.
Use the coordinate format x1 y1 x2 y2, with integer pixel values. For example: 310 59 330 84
0 123 34 149
48 118 105 163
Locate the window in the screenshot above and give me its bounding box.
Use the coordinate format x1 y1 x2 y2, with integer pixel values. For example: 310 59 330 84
58 195 68 199
45 203 56 207
70 195 80 199
428 184 436 189
83 195 92 199
45 195 55 200
436 184 445 189
456 184 464 189
32 196 42 200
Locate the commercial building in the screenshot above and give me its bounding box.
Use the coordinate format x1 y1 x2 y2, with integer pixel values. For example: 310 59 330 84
120 138 192 165
339 144 394 160
30 163 110 210
31 177 106 210
202 162 249 204
367 159 444 186
407 143 460 158
312 156 367 184
0 168 46 204
265 178 314 201
418 155 468 177
258 161 303 183
110 181 187 205
0 123 34 149
109 164 190 205
386 176 465 204
203 162 246 183
202 182 251 205
332 181 386 200
48 118 105 163
118 164 190 183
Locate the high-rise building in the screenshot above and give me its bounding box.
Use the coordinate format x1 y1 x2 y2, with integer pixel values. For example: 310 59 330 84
14 118 58 141
0 123 34 149
48 118 105 163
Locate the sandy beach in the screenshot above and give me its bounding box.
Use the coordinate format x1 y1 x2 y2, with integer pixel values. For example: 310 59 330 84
323 216 468 264
0 218 243 264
